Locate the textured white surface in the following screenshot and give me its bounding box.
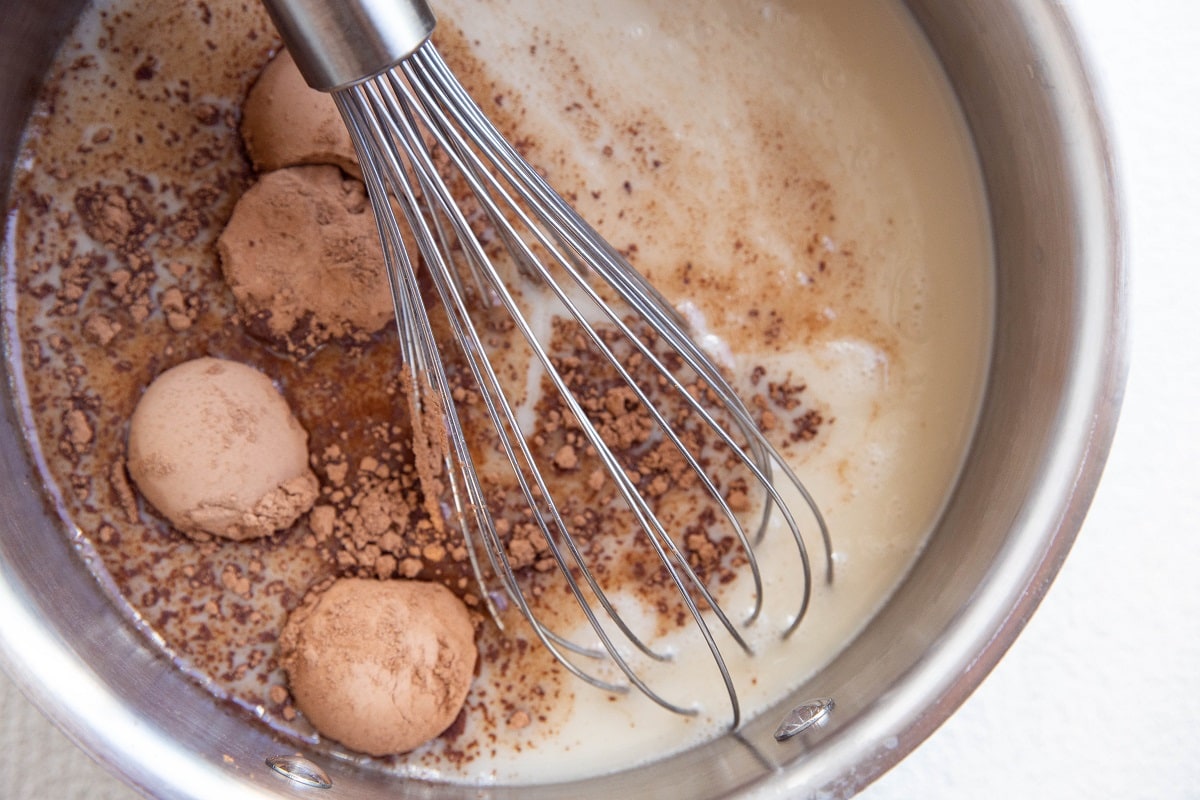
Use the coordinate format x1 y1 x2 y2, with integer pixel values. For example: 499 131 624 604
2 1 1197 798
866 0 1200 797
0 669 136 798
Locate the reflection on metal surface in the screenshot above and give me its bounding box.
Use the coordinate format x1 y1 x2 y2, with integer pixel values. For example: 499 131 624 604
773 698 835 742
266 754 333 789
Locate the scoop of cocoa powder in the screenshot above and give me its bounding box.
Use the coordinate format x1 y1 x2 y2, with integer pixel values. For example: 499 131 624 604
217 164 393 355
279 577 478 755
240 48 360 177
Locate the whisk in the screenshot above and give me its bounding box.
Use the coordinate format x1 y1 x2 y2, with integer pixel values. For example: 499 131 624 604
261 0 832 728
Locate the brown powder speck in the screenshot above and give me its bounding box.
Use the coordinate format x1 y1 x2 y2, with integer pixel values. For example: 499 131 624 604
220 564 252 598
74 184 155 269
160 286 196 331
553 444 577 470
108 460 139 527
82 313 121 346
63 408 93 453
133 56 157 81
725 489 750 513
309 505 335 540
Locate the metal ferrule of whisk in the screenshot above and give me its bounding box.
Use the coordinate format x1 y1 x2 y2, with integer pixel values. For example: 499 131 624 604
261 0 832 729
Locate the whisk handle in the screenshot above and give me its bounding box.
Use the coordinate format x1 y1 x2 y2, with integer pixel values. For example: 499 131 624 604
261 0 436 92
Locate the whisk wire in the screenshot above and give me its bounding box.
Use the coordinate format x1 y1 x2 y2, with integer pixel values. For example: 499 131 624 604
341 79 716 714
380 86 746 712
342 89 643 695
388 54 769 655
392 64 771 646
460 60 836 629
331 34 833 728
338 95 507 632
350 76 732 715
403 45 832 619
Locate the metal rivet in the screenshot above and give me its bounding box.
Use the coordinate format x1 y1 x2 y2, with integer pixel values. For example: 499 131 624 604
774 697 835 742
266 754 333 789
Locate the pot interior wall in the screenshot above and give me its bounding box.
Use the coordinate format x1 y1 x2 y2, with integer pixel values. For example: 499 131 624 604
0 1 1121 798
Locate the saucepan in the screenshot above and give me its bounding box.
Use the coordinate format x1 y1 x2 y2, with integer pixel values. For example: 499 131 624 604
0 0 1124 797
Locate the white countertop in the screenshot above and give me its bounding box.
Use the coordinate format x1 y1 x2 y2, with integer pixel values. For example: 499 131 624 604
2 1 1197 797
867 1 1200 797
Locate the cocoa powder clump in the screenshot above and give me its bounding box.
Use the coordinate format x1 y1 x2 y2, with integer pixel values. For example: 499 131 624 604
304 428 472 586
217 165 393 356
279 578 478 756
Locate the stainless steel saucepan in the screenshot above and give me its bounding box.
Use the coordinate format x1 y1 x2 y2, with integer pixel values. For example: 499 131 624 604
0 0 1124 797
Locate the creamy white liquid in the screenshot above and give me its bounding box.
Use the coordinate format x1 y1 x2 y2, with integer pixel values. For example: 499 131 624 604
409 0 993 782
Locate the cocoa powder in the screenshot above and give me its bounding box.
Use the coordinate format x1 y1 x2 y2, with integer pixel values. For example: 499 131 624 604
217 165 393 356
